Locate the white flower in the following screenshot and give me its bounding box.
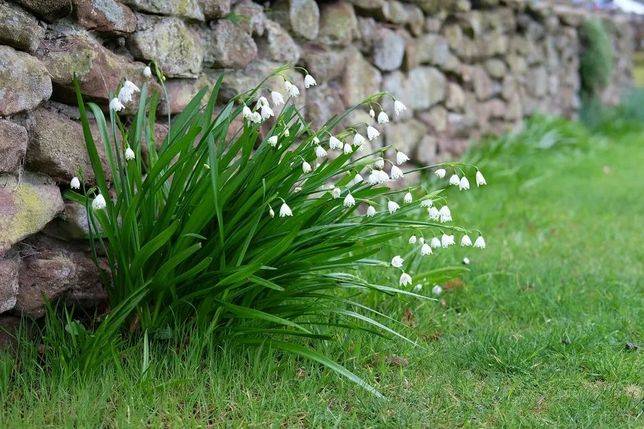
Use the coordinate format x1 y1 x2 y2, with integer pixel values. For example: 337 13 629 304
331 187 341 199
413 284 422 292
428 207 440 221
304 74 317 88
459 176 470 191
408 235 417 244
366 125 380 141
421 199 433 208
242 105 253 120
403 192 413 204
439 205 452 223
302 161 312 173
343 143 352 154
329 136 343 150
373 157 385 169
92 194 106 210
269 207 275 218
421 243 432 256
369 108 375 118
395 151 410 165
283 129 290 137
315 145 327 158
269 91 284 108
109 97 124 112
351 173 363 185
390 165 404 180
366 205 376 217
279 202 293 217
387 200 399 214
418 237 425 245
391 255 404 268
449 174 460 186
284 80 300 97
463 257 470 265
432 285 443 296
476 170 487 186
250 112 262 123
377 111 389 124
368 170 389 185
312 136 320 145
343 193 355 207
353 133 366 147
255 96 269 110
260 104 274 120
394 99 407 116
124 146 135 161
434 168 446 178
267 136 278 147
70 177 81 189
118 79 140 104
399 272 412 287
430 237 442 248
441 234 455 247
143 66 152 78
460 234 472 247
474 235 486 249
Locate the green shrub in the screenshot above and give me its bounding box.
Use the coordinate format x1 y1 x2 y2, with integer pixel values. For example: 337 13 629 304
65 66 485 394
579 18 614 100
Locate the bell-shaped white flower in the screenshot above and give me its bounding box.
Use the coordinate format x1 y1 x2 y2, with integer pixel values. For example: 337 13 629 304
267 136 278 147
391 255 404 268
118 79 140 104
418 237 425 245
399 272 412 287
403 192 412 204
449 174 460 186
250 111 262 123
279 202 293 217
369 108 375 118
421 199 433 208
269 207 275 218
395 150 409 165
329 136 343 150
421 243 432 256
125 146 135 161
143 66 152 78
413 284 422 293
109 97 124 112
312 136 320 144
441 234 455 247
366 205 376 217
430 237 442 248
283 129 290 137
387 200 400 214
428 206 440 221
393 99 407 116
343 192 355 207
351 173 363 185
439 205 452 223
284 80 300 97
271 91 285 106
242 105 253 120
463 257 470 265
353 132 366 147
70 177 81 190
260 104 274 120
343 143 352 154
302 161 312 173
315 145 327 158
377 111 389 124
368 170 389 185
408 235 417 244
255 96 269 110
460 234 472 247
432 285 443 296
331 187 341 199
474 235 486 249
92 194 106 210
476 170 487 186
434 168 446 178
390 165 404 180
459 176 470 191
366 125 380 141
373 157 385 169
303 74 317 88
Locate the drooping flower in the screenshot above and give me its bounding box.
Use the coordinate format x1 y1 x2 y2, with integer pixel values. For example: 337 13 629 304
439 205 452 222
419 237 425 245
476 170 487 186
399 272 412 286
390 165 404 180
367 169 389 184
118 80 140 104
284 80 300 97
267 136 278 147
459 176 470 191
395 150 410 165
143 66 152 78
394 99 407 116
421 199 433 208
413 284 422 292
312 136 320 145
430 237 442 248
463 257 470 265
302 161 312 173
331 187 342 199
353 132 366 147
343 193 355 207
434 168 446 178
329 136 343 150
377 111 389 124
271 91 285 106
283 129 290 137
373 157 385 169
269 207 275 218
403 192 413 204
369 108 375 118
474 235 486 249
109 97 124 112
125 146 135 161
315 145 327 158
366 125 380 141
260 104 274 120
449 174 460 186
387 200 400 214
242 105 253 120
352 173 363 185
366 205 376 217
279 202 293 217
421 243 432 256
441 234 455 247
250 112 262 123
70 177 81 190
92 194 106 210
391 255 404 268
428 207 440 221
408 235 417 244
304 74 317 88
432 285 443 296
255 96 269 110
460 234 472 247
343 143 352 154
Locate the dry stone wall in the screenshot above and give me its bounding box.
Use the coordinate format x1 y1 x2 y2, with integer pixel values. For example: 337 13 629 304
0 0 637 327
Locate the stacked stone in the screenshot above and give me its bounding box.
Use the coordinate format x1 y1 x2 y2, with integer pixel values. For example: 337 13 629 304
0 0 636 328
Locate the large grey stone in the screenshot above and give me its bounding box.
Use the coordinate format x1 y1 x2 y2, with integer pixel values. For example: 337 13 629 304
203 20 257 69
384 118 427 157
411 33 458 70
382 67 446 112
485 58 507 79
122 0 204 21
318 1 359 47
129 16 203 78
372 27 405 71
0 254 20 314
0 173 63 255
0 2 45 52
445 82 465 111
160 74 215 115
0 121 28 174
14 0 72 21
270 0 319 40
526 66 548 98
232 0 266 36
44 201 93 241
418 105 448 133
341 48 382 106
305 83 346 130
75 0 137 35
300 44 348 82
257 20 300 64
199 0 230 19
469 66 494 101
0 46 51 116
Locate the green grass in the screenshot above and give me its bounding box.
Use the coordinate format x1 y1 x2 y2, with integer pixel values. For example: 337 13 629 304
2 121 642 427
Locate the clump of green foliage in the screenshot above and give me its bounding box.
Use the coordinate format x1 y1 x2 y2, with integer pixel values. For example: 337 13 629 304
579 18 614 100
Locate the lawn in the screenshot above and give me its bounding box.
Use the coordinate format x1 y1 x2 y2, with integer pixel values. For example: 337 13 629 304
1 119 642 427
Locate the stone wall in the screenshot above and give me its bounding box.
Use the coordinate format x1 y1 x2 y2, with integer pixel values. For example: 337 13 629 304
0 0 636 328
